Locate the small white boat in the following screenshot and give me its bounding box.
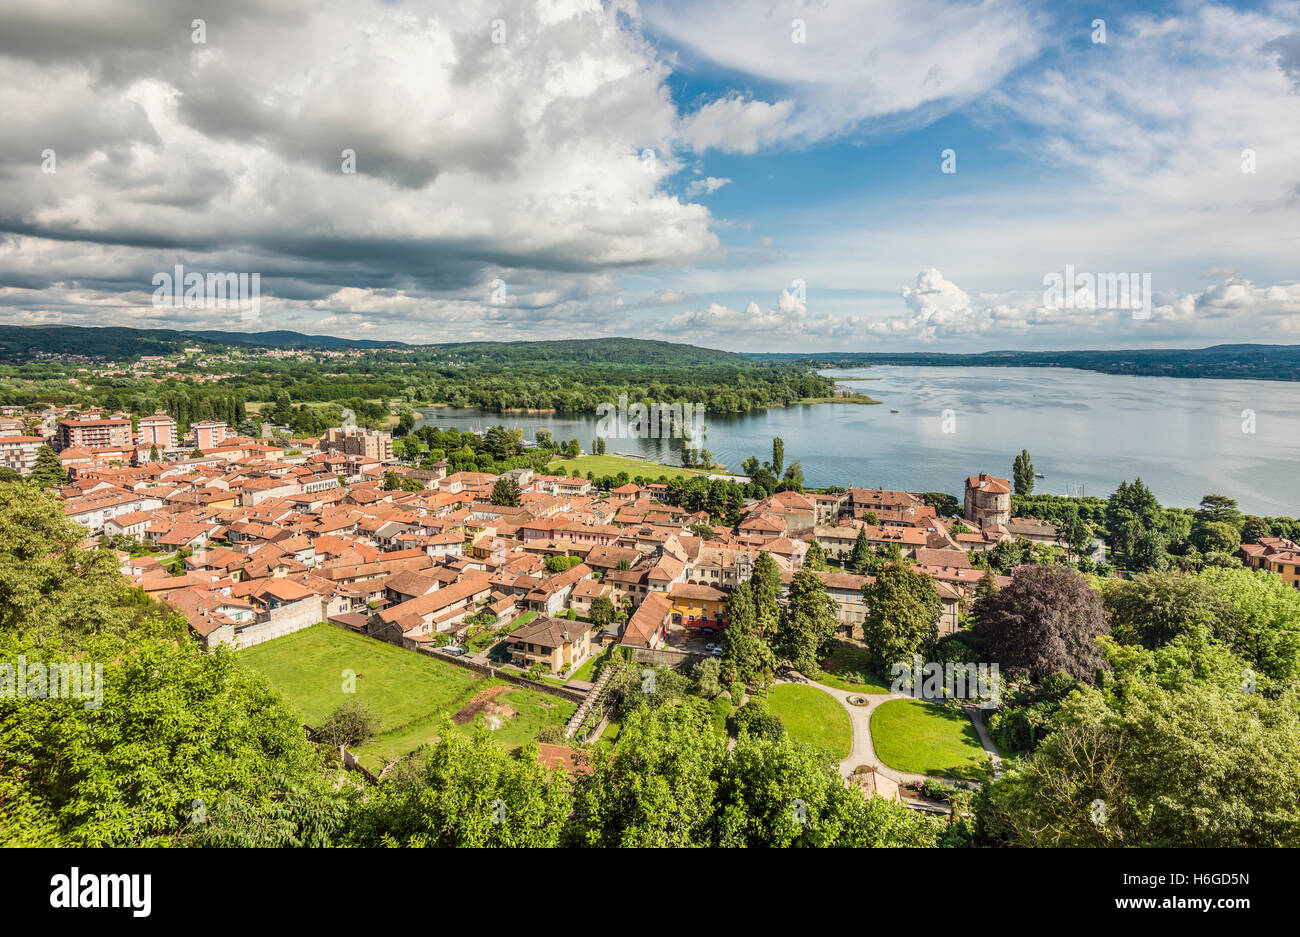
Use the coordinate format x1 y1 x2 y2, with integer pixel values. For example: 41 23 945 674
889 408 899 413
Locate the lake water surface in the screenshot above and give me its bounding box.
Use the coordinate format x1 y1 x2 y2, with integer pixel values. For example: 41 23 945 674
415 366 1300 516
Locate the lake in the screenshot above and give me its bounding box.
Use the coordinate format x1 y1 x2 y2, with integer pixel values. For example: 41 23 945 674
414 366 1300 517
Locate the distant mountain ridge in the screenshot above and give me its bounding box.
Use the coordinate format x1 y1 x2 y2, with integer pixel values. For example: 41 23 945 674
749 344 1300 381
0 325 746 366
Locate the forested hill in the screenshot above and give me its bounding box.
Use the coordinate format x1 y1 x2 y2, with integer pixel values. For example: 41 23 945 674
0 325 402 359
749 344 1300 381
0 325 743 367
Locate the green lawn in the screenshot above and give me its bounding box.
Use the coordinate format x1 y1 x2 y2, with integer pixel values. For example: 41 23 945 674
813 641 892 694
765 684 852 759
568 654 599 684
239 623 481 728
546 453 718 481
869 698 990 781
240 624 573 772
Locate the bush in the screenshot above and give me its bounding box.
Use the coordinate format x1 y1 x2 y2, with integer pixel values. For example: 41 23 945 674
729 700 784 742
316 701 381 750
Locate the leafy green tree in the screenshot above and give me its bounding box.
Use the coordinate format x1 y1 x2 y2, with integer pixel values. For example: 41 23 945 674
861 563 941 674
490 476 522 506
1 623 338 847
567 698 725 847
29 445 67 488
978 637 1300 847
1194 566 1300 682
848 527 873 574
1103 570 1240 651
750 551 783 639
778 570 840 673
589 595 614 627
1194 519 1240 555
1240 516 1270 544
1012 449 1034 496
0 485 138 644
349 721 571 847
729 699 785 742
713 731 943 847
770 437 785 478
316 701 381 750
720 581 776 685
691 657 722 698
803 540 827 571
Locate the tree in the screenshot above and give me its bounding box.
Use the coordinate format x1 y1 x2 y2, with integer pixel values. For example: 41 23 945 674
1194 519 1240 555
490 476 522 506
29 445 67 488
713 730 942 847
589 595 615 627
382 471 400 490
848 527 872 574
1194 566 1300 682
861 563 941 674
316 701 381 750
1240 516 1270 544
778 570 840 673
1012 449 1034 496
729 699 785 742
148 444 160 462
691 658 722 698
566 698 725 847
750 552 783 639
770 437 785 478
803 540 827 571
1103 570 1240 651
1195 493 1242 528
720 581 776 685
976 565 1107 683
565 439 580 459
978 637 1300 847
349 721 571 848
780 460 804 490
0 485 138 644
969 571 999 631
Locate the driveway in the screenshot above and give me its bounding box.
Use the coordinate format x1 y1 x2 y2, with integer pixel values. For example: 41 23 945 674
779 671 1001 788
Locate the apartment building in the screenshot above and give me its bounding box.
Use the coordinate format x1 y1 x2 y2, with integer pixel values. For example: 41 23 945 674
54 415 132 451
192 420 231 450
0 435 44 475
138 411 179 449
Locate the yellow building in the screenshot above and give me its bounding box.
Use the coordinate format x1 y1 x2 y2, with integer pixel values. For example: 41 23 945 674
668 582 728 630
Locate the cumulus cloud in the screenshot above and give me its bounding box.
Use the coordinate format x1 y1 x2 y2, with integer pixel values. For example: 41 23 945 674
647 0 1045 147
646 270 1300 351
0 0 719 336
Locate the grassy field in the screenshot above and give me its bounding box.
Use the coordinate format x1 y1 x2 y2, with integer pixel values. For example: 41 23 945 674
240 624 574 772
765 684 852 759
869 699 989 781
546 453 719 481
813 641 892 694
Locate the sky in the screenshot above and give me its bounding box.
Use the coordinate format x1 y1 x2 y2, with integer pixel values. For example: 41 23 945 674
0 0 1298 352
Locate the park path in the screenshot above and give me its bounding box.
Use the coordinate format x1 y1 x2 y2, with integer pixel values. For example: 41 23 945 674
777 671 1002 788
